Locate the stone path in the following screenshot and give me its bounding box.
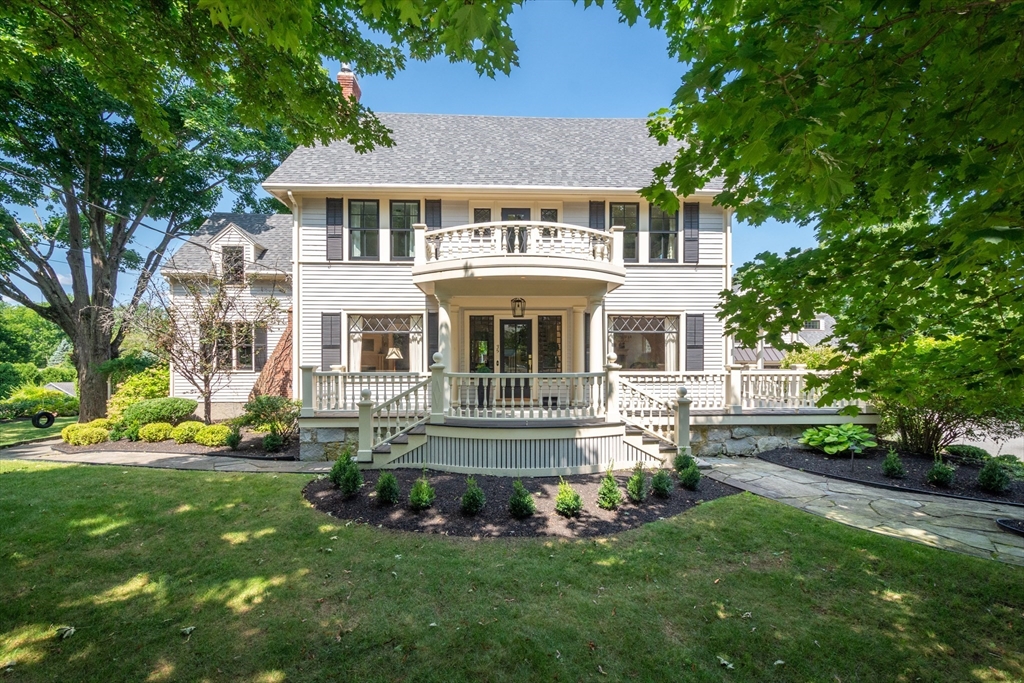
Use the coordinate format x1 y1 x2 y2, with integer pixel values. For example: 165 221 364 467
0 440 332 474
705 457 1024 567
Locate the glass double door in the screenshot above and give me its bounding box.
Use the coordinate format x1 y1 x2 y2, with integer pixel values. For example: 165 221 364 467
469 314 564 401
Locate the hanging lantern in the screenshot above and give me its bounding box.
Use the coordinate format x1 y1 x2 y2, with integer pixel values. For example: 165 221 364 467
511 297 526 318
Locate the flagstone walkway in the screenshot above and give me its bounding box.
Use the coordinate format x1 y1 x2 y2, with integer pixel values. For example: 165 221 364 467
704 457 1024 566
4 440 1023 565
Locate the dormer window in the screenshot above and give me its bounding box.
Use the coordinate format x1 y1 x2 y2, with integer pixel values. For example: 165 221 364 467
222 246 244 284
803 320 822 330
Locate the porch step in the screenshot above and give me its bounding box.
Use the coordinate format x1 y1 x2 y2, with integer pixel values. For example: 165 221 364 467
372 443 391 454
390 434 409 445
408 424 427 436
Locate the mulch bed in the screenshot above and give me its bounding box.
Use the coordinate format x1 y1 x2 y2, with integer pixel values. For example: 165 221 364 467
50 428 298 460
303 469 738 538
760 447 1024 507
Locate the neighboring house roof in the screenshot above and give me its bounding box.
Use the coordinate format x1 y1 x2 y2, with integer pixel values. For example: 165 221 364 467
44 382 76 397
163 213 292 276
733 346 785 365
264 113 721 192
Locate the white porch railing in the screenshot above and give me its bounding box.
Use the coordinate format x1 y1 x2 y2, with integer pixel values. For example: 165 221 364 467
445 372 607 420
740 370 867 411
313 371 428 411
423 221 615 263
370 378 432 448
621 371 728 410
618 378 675 443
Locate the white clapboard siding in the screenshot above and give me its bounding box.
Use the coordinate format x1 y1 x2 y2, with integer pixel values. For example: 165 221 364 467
441 200 469 228
169 280 291 403
563 201 590 228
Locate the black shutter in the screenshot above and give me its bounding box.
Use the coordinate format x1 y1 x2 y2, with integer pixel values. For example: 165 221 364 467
683 202 699 263
254 325 268 370
685 314 704 371
427 312 439 364
589 201 605 231
321 313 342 369
425 200 442 229
326 198 344 260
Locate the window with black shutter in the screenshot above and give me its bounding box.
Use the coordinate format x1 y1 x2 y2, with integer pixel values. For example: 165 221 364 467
589 201 606 231
222 246 244 284
425 200 442 229
321 313 342 368
683 202 699 263
427 312 439 363
685 314 704 371
326 198 344 260
254 325 268 371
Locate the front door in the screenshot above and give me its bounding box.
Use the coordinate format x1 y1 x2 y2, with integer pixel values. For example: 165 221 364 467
501 208 530 253
500 319 532 399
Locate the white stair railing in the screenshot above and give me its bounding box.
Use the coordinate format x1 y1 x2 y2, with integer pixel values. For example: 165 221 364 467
369 378 432 448
618 378 676 444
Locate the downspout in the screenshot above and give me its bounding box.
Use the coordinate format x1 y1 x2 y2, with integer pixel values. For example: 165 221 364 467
287 191 301 401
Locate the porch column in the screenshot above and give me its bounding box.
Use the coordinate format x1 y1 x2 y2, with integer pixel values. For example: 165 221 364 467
572 306 586 373
588 296 605 374
449 303 460 373
436 295 452 370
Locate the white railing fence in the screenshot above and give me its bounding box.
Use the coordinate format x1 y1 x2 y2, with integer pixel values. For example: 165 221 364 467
313 371 428 412
621 371 727 410
740 370 867 412
423 221 614 263
370 378 432 448
445 372 607 420
618 378 676 443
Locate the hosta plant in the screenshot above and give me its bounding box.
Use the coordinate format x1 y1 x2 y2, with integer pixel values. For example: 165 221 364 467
800 424 877 455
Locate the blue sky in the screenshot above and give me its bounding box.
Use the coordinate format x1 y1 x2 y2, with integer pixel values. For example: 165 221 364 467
9 1 816 304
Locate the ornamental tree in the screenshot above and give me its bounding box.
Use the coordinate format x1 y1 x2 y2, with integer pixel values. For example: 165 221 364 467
631 0 1024 393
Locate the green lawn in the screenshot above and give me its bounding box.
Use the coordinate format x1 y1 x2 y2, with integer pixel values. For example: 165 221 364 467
1 461 1021 682
0 416 76 448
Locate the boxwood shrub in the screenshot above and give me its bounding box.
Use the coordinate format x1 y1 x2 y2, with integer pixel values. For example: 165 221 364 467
194 424 232 447
64 426 109 446
138 422 174 442
170 421 205 444
121 397 197 428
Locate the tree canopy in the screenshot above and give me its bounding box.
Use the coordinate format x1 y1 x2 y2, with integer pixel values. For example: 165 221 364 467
0 302 68 367
2 0 522 147
637 0 1024 395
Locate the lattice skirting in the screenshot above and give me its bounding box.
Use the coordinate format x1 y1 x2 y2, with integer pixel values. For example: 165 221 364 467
386 434 661 476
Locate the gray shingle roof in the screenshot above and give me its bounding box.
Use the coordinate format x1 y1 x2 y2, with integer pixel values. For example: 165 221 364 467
264 113 719 191
163 213 292 275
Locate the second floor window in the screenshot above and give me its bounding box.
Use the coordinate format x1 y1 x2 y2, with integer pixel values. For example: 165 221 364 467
213 322 266 371
349 200 379 259
610 203 639 262
650 206 678 261
222 246 244 284
390 200 419 260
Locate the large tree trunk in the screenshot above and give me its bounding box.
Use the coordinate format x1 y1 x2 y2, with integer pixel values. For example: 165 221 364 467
74 329 112 422
250 310 293 400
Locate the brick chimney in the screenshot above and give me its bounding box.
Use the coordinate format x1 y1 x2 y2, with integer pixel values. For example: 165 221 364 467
337 63 361 102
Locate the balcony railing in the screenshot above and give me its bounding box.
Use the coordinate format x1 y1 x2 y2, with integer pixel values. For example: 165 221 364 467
420 221 618 264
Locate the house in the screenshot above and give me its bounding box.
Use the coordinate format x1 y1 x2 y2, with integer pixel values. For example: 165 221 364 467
732 314 837 368
164 69 874 471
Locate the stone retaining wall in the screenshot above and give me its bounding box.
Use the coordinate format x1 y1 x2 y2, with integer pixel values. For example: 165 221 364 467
691 424 810 457
299 426 358 461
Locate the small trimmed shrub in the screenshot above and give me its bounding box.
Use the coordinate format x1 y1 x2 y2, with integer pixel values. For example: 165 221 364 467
680 464 701 491
375 472 400 505
945 444 990 464
60 423 83 443
122 397 198 428
978 459 1011 494
262 433 284 453
106 366 169 420
508 480 536 519
65 426 109 446
597 470 623 510
83 418 112 430
673 451 695 474
170 421 205 444
194 424 232 447
61 420 111 444
882 448 905 478
239 395 300 441
651 469 673 498
138 422 173 442
554 477 583 517
626 463 648 504
926 461 955 488
800 424 877 455
225 426 243 450
461 475 486 515
409 472 436 511
329 455 363 497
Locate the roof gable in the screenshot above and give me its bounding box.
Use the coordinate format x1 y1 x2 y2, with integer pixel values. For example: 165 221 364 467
163 213 292 276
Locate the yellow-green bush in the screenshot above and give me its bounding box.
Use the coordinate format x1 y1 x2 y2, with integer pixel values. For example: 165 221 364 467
61 423 83 443
194 424 232 447
170 421 205 444
138 422 174 442
106 366 169 420
65 427 109 446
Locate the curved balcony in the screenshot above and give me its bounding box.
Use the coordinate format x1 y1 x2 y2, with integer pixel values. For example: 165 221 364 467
411 221 626 297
